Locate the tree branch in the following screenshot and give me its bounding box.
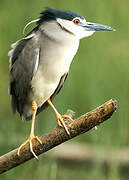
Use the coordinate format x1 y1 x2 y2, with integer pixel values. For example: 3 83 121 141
0 99 117 174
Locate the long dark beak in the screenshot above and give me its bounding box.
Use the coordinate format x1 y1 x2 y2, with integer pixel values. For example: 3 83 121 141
83 22 115 31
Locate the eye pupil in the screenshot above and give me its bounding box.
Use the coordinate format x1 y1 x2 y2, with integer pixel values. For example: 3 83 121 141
74 19 80 24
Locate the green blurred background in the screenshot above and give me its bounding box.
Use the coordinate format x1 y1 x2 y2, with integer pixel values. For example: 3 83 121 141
0 0 128 179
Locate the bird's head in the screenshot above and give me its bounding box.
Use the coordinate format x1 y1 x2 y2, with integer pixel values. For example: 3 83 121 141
37 8 115 40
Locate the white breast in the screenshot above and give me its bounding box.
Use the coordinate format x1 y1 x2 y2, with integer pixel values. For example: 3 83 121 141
30 37 79 107
25 20 80 108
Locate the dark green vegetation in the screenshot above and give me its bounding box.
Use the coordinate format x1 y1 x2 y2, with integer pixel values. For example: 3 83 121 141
0 0 128 179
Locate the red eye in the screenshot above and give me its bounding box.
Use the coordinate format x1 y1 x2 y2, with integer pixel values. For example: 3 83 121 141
73 19 80 24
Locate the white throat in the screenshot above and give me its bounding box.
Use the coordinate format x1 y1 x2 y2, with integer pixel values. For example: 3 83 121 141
39 20 78 42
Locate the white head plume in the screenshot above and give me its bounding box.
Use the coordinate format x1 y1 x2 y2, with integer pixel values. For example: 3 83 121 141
23 19 40 34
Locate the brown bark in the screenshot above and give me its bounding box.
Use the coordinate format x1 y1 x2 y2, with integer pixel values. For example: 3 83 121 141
0 99 117 174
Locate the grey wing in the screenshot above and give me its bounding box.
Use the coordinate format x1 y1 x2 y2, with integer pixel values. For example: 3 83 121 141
26 73 68 121
9 33 40 117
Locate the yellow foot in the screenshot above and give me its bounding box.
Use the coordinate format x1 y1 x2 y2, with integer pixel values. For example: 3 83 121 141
62 115 73 123
17 136 42 159
56 114 73 135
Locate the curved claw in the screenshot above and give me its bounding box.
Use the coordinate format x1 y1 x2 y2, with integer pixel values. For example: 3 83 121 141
56 114 73 135
17 136 42 159
62 115 73 123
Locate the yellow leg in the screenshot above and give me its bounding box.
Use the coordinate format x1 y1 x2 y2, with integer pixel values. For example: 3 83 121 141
47 99 73 135
17 101 42 159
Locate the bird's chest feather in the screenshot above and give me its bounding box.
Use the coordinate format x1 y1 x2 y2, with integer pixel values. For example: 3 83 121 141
30 39 79 106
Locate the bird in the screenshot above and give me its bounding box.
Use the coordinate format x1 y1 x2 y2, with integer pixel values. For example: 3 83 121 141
8 7 115 159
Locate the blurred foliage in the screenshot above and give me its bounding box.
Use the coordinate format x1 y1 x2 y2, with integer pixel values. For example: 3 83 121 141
0 0 129 179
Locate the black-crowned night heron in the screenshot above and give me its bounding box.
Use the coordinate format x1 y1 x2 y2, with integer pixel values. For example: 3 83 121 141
8 8 115 159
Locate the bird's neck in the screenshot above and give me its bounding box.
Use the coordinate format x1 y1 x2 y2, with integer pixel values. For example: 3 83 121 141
39 21 78 44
